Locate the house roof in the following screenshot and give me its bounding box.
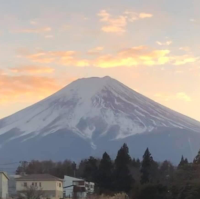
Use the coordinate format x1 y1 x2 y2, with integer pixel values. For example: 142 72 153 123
16 174 63 182
0 172 9 180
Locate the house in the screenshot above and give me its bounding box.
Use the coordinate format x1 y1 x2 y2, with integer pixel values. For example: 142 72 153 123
0 172 9 199
16 174 63 199
8 175 21 197
63 176 94 198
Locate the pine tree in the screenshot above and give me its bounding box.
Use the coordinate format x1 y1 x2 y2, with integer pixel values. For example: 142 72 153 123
140 148 153 184
97 152 113 193
83 156 98 182
184 158 188 165
178 156 185 168
132 158 141 168
113 143 133 193
193 150 200 164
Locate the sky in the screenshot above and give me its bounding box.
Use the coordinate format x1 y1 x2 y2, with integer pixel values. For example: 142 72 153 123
0 0 200 121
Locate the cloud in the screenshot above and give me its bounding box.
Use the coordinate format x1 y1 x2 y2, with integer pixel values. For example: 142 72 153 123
156 41 172 46
24 51 76 64
20 46 199 68
176 92 191 102
0 73 61 104
88 47 104 54
98 10 153 34
10 65 55 74
98 10 127 33
139 13 153 19
0 71 76 105
94 47 170 68
172 55 199 65
14 27 52 34
179 47 190 52
155 92 191 102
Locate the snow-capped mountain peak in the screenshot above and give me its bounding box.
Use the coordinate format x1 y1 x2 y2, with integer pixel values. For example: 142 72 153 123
0 76 200 163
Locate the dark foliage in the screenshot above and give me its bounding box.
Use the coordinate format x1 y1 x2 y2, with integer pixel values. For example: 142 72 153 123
15 143 200 198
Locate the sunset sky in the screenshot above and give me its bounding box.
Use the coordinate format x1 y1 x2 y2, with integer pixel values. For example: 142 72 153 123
0 0 200 121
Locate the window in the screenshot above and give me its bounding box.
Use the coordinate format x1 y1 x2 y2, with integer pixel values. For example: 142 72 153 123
35 182 37 186
24 182 27 187
78 181 84 185
32 182 34 186
59 183 62 188
39 182 42 187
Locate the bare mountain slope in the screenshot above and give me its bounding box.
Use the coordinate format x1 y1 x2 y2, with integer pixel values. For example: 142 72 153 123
0 76 200 163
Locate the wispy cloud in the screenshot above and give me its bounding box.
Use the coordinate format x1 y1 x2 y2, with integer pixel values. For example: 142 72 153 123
10 65 55 74
19 46 199 68
98 10 153 34
14 27 52 34
139 13 153 19
156 41 172 46
172 55 199 65
88 47 104 54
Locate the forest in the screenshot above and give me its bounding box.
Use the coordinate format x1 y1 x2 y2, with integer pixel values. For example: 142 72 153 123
16 144 200 199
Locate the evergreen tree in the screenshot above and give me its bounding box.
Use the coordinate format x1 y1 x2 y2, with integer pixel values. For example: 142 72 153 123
132 158 141 168
178 156 185 168
193 150 200 164
140 148 153 184
97 152 113 193
184 158 188 165
113 143 133 193
82 156 98 182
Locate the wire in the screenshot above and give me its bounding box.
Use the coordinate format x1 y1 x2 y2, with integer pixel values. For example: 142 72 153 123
0 162 20 166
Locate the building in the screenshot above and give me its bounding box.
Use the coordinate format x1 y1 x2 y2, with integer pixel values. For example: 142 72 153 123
16 174 63 199
8 175 21 197
63 176 94 198
0 172 9 199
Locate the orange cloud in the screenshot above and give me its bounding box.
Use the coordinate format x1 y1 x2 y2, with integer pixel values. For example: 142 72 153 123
172 55 199 65
0 72 75 105
25 51 76 64
139 13 153 19
88 47 104 54
98 10 127 33
14 27 52 34
10 65 55 74
98 10 153 34
20 46 198 68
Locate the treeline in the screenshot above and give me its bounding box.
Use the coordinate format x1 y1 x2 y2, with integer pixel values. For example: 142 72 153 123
16 144 200 199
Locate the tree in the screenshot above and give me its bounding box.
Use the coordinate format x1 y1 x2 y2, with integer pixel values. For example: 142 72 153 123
178 156 188 169
82 156 98 182
97 152 113 193
159 161 174 185
193 150 200 164
113 143 133 193
18 186 44 199
140 148 153 184
132 158 141 169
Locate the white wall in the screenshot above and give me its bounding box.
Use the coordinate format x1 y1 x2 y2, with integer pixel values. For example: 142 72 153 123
64 176 82 198
16 180 63 192
0 173 8 199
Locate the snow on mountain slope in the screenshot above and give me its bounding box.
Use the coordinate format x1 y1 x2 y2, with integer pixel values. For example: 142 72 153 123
0 76 200 145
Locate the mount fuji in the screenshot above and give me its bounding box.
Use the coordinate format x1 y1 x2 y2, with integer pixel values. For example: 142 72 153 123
0 76 200 164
